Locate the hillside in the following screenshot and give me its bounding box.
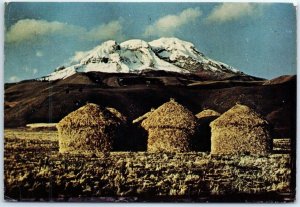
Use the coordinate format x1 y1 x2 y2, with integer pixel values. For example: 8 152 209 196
4 72 296 142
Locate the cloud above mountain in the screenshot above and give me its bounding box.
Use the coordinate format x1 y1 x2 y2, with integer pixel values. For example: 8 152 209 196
36 51 44 57
5 19 125 43
206 3 260 23
4 3 296 82
85 20 125 41
5 19 82 43
144 7 202 37
9 76 20 82
69 50 90 64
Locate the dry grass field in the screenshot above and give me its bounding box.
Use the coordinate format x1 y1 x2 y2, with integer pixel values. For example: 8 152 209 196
4 129 294 202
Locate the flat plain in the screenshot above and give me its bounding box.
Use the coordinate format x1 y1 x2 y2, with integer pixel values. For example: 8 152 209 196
4 128 293 202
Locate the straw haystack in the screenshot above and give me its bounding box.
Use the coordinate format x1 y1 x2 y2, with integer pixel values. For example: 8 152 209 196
57 103 125 154
196 109 221 119
106 107 127 124
194 109 221 152
132 108 155 124
141 99 197 152
210 104 271 155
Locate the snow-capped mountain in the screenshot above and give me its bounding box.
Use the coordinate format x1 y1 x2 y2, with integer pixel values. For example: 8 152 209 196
42 37 240 81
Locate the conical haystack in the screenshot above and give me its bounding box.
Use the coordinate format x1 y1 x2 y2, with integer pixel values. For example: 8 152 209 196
196 109 220 119
57 103 125 154
132 108 155 124
210 104 271 155
195 109 221 152
141 99 197 152
106 107 127 124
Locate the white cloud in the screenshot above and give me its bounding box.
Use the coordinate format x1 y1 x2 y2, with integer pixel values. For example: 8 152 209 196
206 3 260 23
23 66 39 75
70 50 90 63
86 20 125 41
32 68 38 75
5 19 82 43
9 76 20 82
5 19 125 43
69 20 125 64
36 51 43 57
144 7 202 37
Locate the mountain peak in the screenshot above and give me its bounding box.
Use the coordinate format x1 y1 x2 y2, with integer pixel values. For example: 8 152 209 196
42 37 241 81
150 37 196 50
120 39 149 50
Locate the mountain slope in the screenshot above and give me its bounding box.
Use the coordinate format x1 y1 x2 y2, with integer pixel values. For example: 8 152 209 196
42 38 241 81
5 71 296 143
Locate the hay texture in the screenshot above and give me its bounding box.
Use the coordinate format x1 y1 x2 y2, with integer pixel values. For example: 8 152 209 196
210 104 271 155
141 99 197 152
196 109 220 119
26 123 57 131
132 108 155 124
106 107 127 124
57 103 125 154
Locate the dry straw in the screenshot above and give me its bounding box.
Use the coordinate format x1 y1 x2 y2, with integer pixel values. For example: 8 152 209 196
106 107 127 124
195 109 220 119
57 103 125 154
132 108 155 124
210 104 271 155
141 99 197 152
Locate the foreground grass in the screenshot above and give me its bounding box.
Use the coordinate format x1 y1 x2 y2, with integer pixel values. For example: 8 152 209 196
4 129 294 202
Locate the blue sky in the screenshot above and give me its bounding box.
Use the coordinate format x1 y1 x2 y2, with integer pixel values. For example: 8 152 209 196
4 2 296 82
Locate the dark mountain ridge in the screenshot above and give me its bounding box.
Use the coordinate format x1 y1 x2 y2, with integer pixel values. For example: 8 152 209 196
4 71 296 143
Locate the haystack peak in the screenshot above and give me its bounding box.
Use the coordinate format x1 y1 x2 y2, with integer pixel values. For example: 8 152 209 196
57 103 122 128
196 109 221 119
211 104 268 127
141 99 197 130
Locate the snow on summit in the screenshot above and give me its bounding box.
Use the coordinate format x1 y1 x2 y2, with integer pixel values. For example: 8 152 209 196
43 37 240 81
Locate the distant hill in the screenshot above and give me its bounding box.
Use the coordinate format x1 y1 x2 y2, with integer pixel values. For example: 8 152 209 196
4 71 296 142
